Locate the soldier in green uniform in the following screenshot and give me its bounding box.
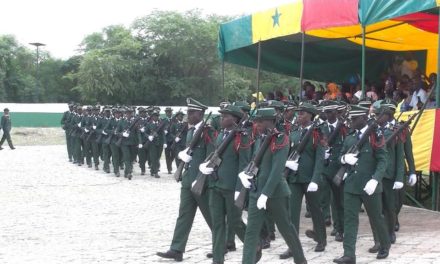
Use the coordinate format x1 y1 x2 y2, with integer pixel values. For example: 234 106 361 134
239 108 306 264
88 105 101 170
169 110 187 167
283 102 327 258
81 106 93 168
145 109 166 178
369 100 404 250
109 108 123 177
0 108 15 150
319 100 347 242
157 98 214 261
198 105 251 264
98 107 113 173
210 102 229 132
118 108 137 179
71 105 84 166
163 107 175 174
61 103 74 160
333 105 391 264
136 107 149 175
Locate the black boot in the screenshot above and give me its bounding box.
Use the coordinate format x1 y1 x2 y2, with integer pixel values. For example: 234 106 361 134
279 249 292 259
157 249 183 262
333 256 356 264
335 232 344 242
368 242 380 253
226 242 236 251
376 247 390 259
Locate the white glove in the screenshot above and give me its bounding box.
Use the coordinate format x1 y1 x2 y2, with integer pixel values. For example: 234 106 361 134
102 131 108 135
408 173 417 186
163 144 168 149
164 130 168 135
191 180 197 188
199 162 214 175
140 127 145 133
234 191 240 201
257 194 268 210
148 135 154 141
343 172 348 181
77 123 81 128
92 125 97 130
175 137 181 143
363 179 378 195
178 148 192 163
324 149 330 160
307 182 318 192
238 171 252 189
393 181 404 190
138 144 143 149
84 128 89 133
122 131 129 138
342 153 358 165
285 160 299 171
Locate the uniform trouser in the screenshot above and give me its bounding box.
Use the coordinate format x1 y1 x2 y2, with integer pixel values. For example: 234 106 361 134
138 145 148 172
73 137 83 163
110 144 122 174
173 145 185 167
373 179 395 241
102 143 111 170
0 132 13 148
121 145 133 176
209 187 246 263
65 132 73 160
343 192 391 258
170 187 212 252
164 144 174 172
148 144 163 174
243 195 306 264
395 187 404 216
83 139 92 165
289 183 327 244
91 141 100 166
320 176 332 220
325 176 344 233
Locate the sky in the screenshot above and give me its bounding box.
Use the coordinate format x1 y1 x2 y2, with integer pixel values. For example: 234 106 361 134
0 0 293 59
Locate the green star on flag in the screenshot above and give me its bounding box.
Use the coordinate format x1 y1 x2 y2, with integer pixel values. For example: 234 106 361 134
272 8 282 27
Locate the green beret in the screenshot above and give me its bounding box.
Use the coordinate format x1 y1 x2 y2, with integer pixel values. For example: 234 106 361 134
219 105 244 119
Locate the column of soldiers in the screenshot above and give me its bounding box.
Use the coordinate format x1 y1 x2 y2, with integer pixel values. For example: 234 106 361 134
154 96 418 264
61 103 187 179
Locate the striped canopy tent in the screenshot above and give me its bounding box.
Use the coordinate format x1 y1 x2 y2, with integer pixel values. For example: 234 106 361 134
218 0 440 173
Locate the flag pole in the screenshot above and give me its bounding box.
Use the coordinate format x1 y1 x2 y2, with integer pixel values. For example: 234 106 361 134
299 31 305 100
361 25 366 99
436 10 440 108
256 41 262 107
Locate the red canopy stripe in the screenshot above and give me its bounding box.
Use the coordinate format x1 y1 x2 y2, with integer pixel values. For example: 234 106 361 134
392 12 439 34
430 109 440 172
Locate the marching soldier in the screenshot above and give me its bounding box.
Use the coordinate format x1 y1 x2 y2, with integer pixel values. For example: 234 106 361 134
71 105 84 166
118 108 137 180
169 110 187 167
137 107 149 175
81 106 93 168
61 103 74 160
157 98 215 261
98 107 113 173
89 105 101 170
145 109 166 178
109 108 123 177
333 105 391 264
319 100 347 242
199 105 251 264
238 108 306 264
0 108 15 150
163 107 175 174
211 102 229 132
369 100 404 250
283 102 327 257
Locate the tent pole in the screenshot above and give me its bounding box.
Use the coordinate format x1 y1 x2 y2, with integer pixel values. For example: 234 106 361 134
256 41 262 107
361 26 366 99
299 32 305 100
222 60 225 101
437 11 440 108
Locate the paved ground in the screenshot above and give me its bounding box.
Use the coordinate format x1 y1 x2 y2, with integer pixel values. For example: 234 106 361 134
1 145 440 264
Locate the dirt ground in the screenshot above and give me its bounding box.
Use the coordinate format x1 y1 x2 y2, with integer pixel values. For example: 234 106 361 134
2 127 65 146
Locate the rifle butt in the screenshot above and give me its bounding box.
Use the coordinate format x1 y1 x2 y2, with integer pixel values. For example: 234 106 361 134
191 173 207 196
333 166 346 187
174 162 185 182
234 187 248 210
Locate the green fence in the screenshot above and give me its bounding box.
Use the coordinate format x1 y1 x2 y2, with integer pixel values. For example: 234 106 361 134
0 113 63 128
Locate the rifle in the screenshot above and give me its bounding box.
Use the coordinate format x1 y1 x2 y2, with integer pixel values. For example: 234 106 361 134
174 112 212 182
285 117 320 175
86 117 99 142
142 120 168 149
234 128 277 210
96 118 111 144
385 112 419 145
104 122 119 145
170 122 189 150
410 80 435 135
115 117 142 147
332 112 384 187
191 116 247 196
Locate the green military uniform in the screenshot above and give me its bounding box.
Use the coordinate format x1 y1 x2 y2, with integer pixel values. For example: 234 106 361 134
145 111 166 177
169 114 187 167
136 107 150 175
158 98 214 259
207 105 251 264
61 103 74 161
242 108 306 264
88 106 101 170
163 108 175 173
81 107 93 167
335 105 391 262
286 103 327 250
117 111 138 179
70 108 84 165
109 111 123 177
97 108 112 173
0 109 14 150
